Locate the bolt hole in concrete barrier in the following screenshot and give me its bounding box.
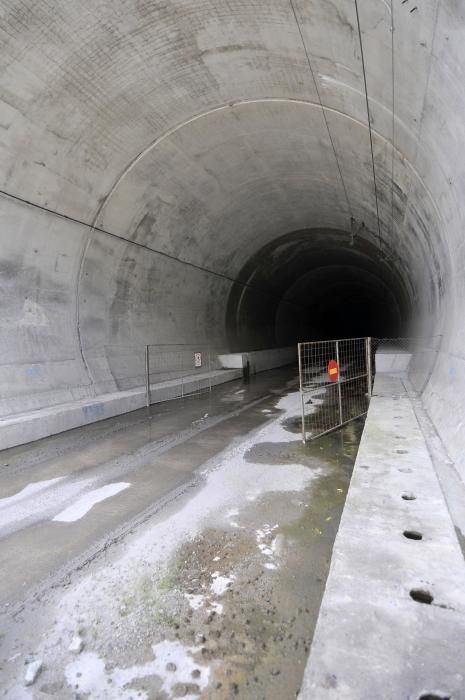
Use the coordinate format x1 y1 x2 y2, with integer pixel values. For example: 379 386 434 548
403 530 423 540
419 694 451 700
402 492 417 500
410 588 434 604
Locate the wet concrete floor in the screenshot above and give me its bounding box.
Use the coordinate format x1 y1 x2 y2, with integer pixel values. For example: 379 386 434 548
0 368 364 698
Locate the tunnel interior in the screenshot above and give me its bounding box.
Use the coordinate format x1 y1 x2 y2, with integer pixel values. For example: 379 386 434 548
226 228 412 350
1 0 465 477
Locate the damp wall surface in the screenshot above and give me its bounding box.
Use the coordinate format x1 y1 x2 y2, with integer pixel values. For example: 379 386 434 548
0 0 464 475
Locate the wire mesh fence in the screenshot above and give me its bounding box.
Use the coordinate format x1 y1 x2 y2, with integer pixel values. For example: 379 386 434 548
298 337 371 444
145 344 219 405
298 335 442 443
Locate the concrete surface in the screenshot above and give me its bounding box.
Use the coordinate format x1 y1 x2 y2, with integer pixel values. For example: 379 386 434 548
218 346 295 371
300 372 465 699
0 367 243 450
0 367 363 698
0 0 464 476
0 369 289 606
375 346 412 373
0 346 295 449
1 2 465 696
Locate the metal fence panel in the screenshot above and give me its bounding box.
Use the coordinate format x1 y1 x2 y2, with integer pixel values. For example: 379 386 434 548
298 337 370 443
145 344 217 406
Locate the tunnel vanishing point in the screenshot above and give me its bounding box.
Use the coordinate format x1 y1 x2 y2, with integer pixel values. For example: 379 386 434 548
1 1 465 697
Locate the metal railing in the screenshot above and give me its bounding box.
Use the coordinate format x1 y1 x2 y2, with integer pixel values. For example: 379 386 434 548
298 337 371 444
298 335 443 443
145 343 219 406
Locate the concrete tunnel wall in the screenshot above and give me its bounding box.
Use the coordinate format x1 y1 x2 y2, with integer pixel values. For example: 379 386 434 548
0 1 464 477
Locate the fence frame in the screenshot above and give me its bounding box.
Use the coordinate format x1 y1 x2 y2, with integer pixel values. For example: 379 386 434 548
145 343 215 407
298 336 372 444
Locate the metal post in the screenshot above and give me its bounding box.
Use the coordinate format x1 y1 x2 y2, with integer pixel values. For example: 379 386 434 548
335 340 343 426
297 343 306 444
181 352 184 398
145 345 150 407
366 336 372 397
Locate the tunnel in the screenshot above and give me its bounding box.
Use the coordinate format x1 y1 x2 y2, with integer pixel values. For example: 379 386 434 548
2 1 465 697
2 0 462 467
1 0 461 473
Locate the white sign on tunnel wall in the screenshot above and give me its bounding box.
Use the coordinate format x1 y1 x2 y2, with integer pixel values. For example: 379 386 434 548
194 352 202 368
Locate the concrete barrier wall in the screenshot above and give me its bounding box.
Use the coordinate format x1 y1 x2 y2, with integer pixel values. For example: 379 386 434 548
218 347 296 374
0 368 243 451
246 347 296 373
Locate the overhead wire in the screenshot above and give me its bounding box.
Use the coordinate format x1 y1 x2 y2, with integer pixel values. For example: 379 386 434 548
0 187 315 316
289 0 353 223
353 0 384 252
390 0 396 259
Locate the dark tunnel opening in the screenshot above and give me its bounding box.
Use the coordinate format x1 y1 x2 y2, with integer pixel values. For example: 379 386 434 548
226 228 413 350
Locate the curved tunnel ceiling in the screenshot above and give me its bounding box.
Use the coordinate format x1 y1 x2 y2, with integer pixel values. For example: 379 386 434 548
1 0 464 468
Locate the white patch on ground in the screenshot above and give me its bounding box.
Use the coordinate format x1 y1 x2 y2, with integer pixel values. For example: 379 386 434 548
261 408 272 413
0 478 64 509
64 641 209 700
208 601 224 615
52 483 130 523
225 507 243 528
256 524 280 568
184 593 205 610
210 572 235 595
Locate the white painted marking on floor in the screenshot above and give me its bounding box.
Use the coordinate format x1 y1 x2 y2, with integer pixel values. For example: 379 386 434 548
0 478 64 509
52 483 130 523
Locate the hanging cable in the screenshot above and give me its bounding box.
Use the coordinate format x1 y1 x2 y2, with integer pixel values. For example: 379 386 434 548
390 0 396 258
0 187 314 316
354 0 383 252
289 0 353 222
